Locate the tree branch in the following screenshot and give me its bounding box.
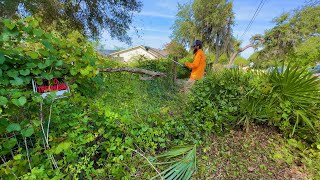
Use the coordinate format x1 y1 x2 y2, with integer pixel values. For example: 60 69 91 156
98 67 166 78
228 37 265 66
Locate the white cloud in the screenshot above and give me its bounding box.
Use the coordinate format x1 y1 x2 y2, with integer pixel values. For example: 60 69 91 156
234 7 276 21
233 0 305 22
156 1 177 11
138 27 171 33
134 35 171 48
155 0 190 12
136 11 175 19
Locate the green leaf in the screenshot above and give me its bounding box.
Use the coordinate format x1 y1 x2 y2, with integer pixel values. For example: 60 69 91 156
109 146 117 151
45 59 52 66
33 29 44 37
6 123 21 132
0 96 8 106
317 145 320 150
18 96 27 106
3 19 16 30
0 69 3 76
0 33 9 42
80 66 92 76
0 54 5 64
70 68 78 76
12 96 27 106
42 40 54 51
26 63 37 68
54 142 72 154
39 49 50 56
23 77 31 84
42 73 53 80
98 128 105 134
32 69 42 75
38 63 47 69
3 138 17 149
13 154 23 160
10 77 24 86
56 60 63 66
19 69 30 76
32 119 42 127
7 70 19 78
26 51 39 59
29 19 39 27
53 71 62 77
21 127 34 137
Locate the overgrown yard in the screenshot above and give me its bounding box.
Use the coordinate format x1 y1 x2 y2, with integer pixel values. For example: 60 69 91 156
1 17 320 179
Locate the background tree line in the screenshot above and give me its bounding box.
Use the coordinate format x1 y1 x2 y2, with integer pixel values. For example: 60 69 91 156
171 0 319 68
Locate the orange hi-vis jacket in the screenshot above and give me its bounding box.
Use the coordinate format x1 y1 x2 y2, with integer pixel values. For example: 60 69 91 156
185 49 206 80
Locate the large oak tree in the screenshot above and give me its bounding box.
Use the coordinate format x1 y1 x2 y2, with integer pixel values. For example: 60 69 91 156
0 0 142 43
250 4 320 66
172 0 235 64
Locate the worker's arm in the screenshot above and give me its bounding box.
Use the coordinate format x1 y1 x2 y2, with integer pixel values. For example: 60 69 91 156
185 53 202 69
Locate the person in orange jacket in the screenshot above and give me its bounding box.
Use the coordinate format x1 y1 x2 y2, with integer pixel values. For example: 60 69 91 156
183 40 206 91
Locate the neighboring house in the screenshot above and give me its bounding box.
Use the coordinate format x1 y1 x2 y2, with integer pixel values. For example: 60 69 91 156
107 45 168 63
98 49 118 56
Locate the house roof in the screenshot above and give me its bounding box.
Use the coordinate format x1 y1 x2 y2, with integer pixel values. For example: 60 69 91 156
150 48 168 57
109 45 168 58
97 49 118 56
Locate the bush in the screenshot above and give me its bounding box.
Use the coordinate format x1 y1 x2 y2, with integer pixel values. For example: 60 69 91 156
186 64 320 142
185 69 255 137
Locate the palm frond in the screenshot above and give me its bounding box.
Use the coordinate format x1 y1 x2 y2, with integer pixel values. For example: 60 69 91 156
151 145 197 180
269 64 320 106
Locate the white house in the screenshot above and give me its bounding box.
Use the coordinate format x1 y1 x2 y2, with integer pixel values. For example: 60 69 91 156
108 45 168 62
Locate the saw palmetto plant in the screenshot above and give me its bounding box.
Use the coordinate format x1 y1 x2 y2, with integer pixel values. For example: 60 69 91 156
267 64 320 137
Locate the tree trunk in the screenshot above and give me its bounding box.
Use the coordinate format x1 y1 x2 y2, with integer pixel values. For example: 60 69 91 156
214 32 220 64
228 44 254 66
228 38 265 66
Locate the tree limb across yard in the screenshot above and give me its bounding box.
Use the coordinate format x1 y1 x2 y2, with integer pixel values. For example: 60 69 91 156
98 67 166 79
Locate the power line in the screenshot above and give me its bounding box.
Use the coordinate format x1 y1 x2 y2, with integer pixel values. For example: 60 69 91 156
239 0 267 40
239 0 264 40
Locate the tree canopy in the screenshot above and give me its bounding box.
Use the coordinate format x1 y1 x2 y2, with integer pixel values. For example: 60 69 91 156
164 40 188 59
0 0 142 43
172 0 235 63
252 4 320 66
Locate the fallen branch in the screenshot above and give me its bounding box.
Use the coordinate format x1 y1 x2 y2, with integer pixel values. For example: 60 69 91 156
98 67 166 79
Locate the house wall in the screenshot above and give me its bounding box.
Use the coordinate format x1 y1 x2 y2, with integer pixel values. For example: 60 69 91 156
112 48 156 62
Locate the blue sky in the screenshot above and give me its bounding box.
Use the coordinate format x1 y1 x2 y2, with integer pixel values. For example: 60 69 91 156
100 0 307 59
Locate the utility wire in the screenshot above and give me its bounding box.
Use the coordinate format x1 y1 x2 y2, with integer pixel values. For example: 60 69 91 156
239 0 264 40
239 0 267 40
239 0 264 39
